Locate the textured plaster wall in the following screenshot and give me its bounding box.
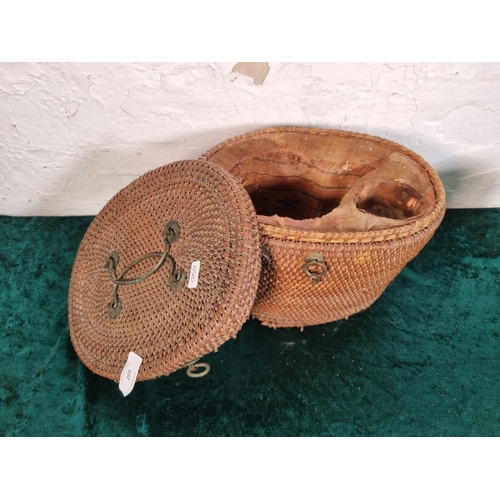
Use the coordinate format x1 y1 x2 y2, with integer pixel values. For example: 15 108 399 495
1 62 499 215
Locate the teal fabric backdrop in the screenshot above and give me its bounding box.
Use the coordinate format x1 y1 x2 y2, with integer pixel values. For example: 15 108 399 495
1 209 499 436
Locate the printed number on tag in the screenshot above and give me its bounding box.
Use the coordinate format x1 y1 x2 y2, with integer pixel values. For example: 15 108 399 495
188 261 201 289
119 351 142 397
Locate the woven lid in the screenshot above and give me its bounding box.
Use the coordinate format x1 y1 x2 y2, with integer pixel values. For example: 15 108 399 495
68 160 262 382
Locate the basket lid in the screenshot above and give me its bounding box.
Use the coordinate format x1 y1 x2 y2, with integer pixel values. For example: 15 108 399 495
68 160 262 382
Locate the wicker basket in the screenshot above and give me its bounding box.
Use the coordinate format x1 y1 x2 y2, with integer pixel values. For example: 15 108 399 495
69 128 446 383
202 127 446 328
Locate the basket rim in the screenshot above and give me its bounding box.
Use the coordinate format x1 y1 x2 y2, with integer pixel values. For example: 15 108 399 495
201 126 446 244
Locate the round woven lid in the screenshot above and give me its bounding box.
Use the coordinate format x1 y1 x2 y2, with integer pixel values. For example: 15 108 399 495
68 160 261 382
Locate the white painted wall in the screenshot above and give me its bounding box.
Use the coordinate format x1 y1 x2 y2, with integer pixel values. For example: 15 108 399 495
1 62 499 215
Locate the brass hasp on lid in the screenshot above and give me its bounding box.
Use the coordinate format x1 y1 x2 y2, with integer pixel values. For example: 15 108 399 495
104 220 187 318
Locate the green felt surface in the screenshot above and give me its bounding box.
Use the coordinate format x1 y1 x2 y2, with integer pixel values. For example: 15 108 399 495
0 209 499 436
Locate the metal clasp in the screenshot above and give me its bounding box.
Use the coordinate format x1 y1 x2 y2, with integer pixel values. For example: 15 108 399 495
185 359 211 378
104 220 186 318
303 252 327 285
262 244 271 268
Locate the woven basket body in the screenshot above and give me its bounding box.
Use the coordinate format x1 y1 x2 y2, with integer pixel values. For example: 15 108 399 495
202 127 446 328
69 160 261 381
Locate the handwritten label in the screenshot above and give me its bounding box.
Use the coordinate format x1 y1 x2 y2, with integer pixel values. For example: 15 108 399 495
188 260 201 289
119 351 143 397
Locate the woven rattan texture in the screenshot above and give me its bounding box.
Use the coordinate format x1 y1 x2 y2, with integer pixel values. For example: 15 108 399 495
255 214 444 328
202 127 446 327
68 160 261 381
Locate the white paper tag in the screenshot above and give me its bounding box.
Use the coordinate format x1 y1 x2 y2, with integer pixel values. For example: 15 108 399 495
188 260 201 289
119 351 143 397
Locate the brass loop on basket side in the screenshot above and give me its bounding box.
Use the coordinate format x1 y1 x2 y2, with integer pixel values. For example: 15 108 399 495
303 252 328 285
262 244 271 268
105 220 186 318
185 359 211 378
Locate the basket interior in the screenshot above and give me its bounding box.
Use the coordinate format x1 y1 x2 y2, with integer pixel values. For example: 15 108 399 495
206 131 438 232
